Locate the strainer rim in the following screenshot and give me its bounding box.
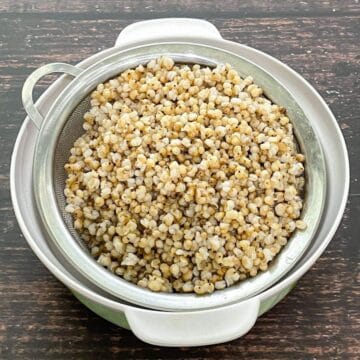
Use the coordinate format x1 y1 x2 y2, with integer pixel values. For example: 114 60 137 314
32 41 326 311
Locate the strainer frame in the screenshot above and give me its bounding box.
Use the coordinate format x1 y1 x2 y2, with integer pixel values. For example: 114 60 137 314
29 42 327 311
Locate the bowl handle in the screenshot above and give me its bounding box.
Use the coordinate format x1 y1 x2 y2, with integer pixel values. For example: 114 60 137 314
115 18 222 48
124 297 260 347
22 63 82 129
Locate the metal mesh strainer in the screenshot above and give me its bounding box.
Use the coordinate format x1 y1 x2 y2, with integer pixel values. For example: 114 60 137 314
25 43 327 311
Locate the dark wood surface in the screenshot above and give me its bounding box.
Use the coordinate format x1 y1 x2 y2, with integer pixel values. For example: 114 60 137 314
0 1 359 359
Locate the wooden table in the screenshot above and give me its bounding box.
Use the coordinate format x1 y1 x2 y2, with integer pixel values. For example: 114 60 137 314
0 1 359 358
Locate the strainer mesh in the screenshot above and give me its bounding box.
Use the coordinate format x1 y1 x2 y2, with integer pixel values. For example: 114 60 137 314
53 96 91 251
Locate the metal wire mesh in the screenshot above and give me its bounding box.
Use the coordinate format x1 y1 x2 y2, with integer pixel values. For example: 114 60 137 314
53 96 91 251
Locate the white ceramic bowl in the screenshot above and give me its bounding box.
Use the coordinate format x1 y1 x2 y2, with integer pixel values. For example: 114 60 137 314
11 18 349 346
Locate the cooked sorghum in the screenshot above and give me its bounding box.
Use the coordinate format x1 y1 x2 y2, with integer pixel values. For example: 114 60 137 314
64 56 306 295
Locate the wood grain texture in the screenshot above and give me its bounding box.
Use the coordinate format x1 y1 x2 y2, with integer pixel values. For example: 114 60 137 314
0 0 359 359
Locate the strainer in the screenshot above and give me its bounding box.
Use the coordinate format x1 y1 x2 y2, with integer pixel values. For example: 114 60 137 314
23 43 326 311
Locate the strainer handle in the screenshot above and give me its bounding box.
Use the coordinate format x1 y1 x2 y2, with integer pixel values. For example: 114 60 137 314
124 297 260 347
22 63 82 129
